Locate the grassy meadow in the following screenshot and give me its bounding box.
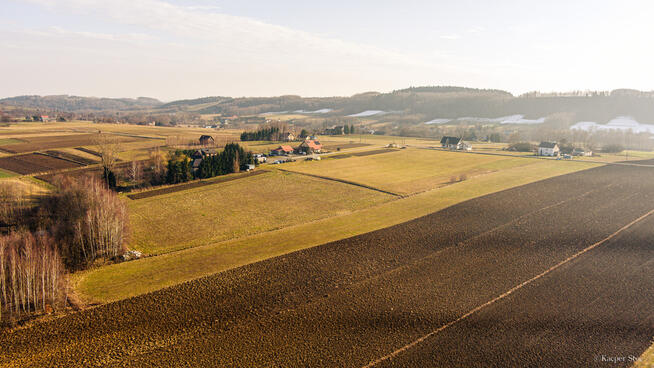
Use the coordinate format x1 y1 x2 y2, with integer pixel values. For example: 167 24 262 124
282 148 535 195
127 171 394 255
0 168 16 178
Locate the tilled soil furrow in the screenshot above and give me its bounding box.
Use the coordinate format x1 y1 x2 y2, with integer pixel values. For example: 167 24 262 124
377 209 654 367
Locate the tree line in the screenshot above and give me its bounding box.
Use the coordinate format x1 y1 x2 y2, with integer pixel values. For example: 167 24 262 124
240 126 283 141
0 178 129 325
164 143 255 184
196 143 254 179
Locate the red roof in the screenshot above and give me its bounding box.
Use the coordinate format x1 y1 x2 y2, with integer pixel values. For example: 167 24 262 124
274 145 294 152
304 140 322 150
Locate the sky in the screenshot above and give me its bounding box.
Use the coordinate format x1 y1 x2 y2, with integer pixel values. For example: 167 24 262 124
1 0 653 100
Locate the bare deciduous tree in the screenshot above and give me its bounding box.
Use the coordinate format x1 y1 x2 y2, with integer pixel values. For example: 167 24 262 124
0 232 64 324
93 133 121 173
41 177 129 270
128 160 143 183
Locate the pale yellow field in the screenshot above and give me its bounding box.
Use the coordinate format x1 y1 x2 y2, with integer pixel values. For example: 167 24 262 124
127 171 393 255
55 147 102 163
0 121 242 140
282 148 535 195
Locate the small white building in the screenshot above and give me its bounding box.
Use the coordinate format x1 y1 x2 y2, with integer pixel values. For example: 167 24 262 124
538 142 560 156
572 148 592 157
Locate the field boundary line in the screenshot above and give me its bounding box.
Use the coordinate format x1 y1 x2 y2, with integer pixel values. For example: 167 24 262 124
126 170 269 200
363 207 654 368
276 168 403 197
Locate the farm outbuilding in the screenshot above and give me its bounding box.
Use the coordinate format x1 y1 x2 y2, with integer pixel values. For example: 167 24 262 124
572 148 592 157
199 135 215 145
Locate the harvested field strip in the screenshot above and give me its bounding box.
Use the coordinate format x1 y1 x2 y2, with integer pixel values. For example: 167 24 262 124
78 159 598 302
127 171 394 255
2 163 653 367
0 153 82 175
43 150 97 165
327 149 396 159
0 138 23 145
74 147 102 157
127 170 268 200
276 168 403 197
0 168 16 178
106 132 166 140
0 133 139 153
366 207 654 367
284 148 537 195
322 143 372 151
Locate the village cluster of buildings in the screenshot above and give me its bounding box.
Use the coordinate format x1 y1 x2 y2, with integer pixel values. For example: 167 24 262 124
270 138 323 156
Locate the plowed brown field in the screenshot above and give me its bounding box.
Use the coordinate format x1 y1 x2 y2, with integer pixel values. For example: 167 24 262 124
0 133 138 153
0 153 82 174
2 162 654 367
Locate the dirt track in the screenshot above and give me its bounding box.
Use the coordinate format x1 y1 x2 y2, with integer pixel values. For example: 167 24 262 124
2 162 654 367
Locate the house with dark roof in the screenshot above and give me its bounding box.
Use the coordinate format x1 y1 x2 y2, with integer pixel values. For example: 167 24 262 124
440 136 471 150
191 149 217 160
192 158 203 172
538 142 560 156
297 139 322 154
199 135 215 145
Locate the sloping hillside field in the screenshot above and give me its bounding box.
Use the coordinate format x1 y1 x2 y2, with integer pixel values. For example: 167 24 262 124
3 162 654 367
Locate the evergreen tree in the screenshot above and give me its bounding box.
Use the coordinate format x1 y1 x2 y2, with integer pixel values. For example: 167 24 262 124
102 168 117 189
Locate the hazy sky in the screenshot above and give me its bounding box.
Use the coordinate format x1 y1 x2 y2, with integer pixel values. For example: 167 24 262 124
1 0 653 100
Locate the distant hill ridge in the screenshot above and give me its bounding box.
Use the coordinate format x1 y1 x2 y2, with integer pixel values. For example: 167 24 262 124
2 86 654 123
0 95 163 111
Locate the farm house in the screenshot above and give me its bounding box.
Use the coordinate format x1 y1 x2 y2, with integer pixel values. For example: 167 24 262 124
440 136 471 151
538 142 560 156
297 140 323 154
271 145 294 156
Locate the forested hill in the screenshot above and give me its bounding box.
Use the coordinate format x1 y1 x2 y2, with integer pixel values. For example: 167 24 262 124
0 95 163 111
2 87 654 123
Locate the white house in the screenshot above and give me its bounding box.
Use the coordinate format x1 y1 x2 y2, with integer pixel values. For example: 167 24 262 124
440 136 472 151
538 142 560 156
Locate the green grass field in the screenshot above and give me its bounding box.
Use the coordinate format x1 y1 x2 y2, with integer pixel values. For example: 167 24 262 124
0 168 17 178
0 138 23 145
282 148 535 195
127 171 394 255
76 158 600 303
